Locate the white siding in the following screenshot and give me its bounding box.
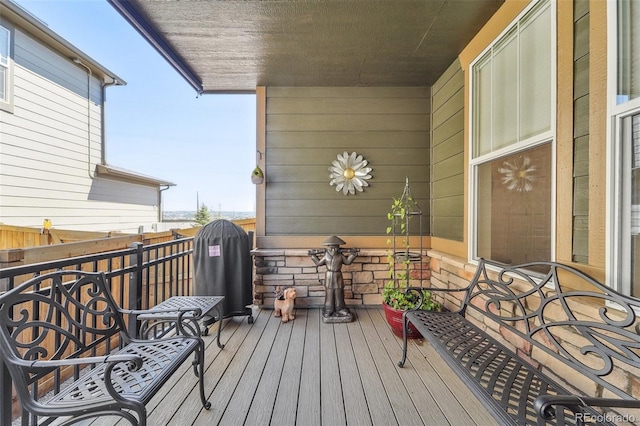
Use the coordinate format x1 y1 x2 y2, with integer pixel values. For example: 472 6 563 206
0 28 160 233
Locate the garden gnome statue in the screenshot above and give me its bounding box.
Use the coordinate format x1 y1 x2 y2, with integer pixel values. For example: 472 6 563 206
308 235 359 323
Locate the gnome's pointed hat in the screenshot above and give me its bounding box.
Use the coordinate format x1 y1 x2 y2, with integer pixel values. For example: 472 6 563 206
321 235 346 246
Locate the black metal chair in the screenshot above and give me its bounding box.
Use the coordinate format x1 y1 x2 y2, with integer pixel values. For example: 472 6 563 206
0 270 211 426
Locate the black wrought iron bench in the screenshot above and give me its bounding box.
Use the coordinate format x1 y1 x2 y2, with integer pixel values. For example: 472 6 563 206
398 258 640 426
0 270 211 426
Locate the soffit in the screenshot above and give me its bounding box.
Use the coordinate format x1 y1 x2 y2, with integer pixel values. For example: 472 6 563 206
110 0 504 93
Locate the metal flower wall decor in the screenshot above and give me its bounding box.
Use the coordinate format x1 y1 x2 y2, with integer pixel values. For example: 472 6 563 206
328 151 372 195
498 155 536 192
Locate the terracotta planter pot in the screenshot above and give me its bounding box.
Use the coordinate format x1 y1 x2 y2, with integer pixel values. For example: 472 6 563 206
382 302 422 339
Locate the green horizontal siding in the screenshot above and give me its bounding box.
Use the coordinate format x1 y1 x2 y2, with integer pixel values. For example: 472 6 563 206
265 87 430 237
572 0 589 263
431 60 465 241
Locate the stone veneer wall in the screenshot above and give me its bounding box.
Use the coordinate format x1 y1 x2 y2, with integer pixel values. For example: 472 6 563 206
252 249 431 307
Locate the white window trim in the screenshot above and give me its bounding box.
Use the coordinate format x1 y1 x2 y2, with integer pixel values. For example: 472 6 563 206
608 108 640 295
0 21 14 113
606 0 640 293
467 0 557 263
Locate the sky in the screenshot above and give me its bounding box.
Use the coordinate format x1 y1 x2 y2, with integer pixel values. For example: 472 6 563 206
14 0 257 213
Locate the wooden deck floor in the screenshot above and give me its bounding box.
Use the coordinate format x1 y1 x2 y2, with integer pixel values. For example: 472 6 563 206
85 307 497 426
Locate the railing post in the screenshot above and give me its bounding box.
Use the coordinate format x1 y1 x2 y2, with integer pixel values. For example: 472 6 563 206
248 230 254 290
128 242 144 338
1 359 11 426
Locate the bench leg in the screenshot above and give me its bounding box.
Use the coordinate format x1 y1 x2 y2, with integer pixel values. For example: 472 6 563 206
398 312 409 368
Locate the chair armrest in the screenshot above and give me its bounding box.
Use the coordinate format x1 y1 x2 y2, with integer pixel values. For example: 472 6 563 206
534 394 640 421
15 354 143 373
16 353 145 406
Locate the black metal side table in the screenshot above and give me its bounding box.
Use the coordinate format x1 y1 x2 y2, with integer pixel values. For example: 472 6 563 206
137 296 225 348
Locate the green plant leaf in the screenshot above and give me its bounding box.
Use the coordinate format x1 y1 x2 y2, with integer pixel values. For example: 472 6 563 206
382 283 442 311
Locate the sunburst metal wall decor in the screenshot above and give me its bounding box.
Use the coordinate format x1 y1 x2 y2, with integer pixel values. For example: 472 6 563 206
328 151 372 195
498 155 536 192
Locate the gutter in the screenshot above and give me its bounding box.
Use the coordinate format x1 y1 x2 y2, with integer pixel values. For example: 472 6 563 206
95 164 176 188
159 185 171 222
106 0 203 95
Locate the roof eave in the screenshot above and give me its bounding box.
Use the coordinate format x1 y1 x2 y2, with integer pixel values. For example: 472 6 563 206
107 0 203 94
1 0 126 85
96 164 176 188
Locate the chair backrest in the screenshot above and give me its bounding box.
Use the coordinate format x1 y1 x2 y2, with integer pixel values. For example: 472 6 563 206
464 259 640 400
0 270 128 405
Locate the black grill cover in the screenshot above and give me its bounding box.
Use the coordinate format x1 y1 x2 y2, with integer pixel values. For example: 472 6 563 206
193 220 252 318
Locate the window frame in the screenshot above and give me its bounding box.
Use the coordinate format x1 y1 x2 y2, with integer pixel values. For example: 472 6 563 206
609 109 640 296
607 0 640 295
0 21 14 113
468 0 557 263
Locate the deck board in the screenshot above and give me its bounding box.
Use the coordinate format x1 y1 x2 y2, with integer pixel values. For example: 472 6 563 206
271 309 308 426
320 315 347 426
219 311 282 425
334 321 372 426
150 318 236 425
359 308 424 425
60 307 498 426
194 308 271 425
297 308 322 425
346 311 400 426
366 308 451 425
243 311 292 425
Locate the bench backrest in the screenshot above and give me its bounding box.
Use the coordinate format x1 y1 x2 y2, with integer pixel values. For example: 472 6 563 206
0 271 128 405
463 259 640 400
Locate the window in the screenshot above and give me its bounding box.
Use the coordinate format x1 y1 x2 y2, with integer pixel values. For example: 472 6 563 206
0 23 11 111
470 0 554 265
475 143 552 264
615 113 640 296
611 1 640 296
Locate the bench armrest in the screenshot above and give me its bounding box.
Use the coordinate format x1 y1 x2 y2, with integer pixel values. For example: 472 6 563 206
404 286 468 311
404 286 469 294
534 394 640 421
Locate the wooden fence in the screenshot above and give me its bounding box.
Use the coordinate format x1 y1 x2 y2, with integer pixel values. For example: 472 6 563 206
0 219 256 270
0 224 116 249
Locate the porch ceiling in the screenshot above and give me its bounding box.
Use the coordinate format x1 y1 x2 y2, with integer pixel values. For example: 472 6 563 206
108 0 504 94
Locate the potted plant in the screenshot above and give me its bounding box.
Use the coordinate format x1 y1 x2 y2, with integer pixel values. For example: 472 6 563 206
382 179 441 338
382 282 441 338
